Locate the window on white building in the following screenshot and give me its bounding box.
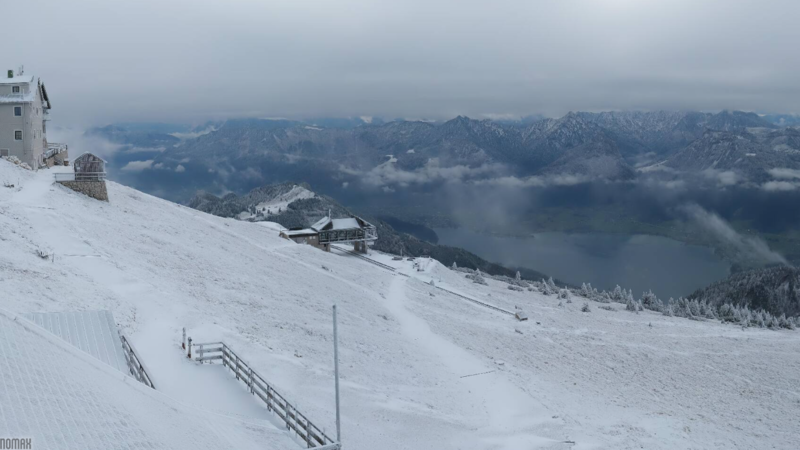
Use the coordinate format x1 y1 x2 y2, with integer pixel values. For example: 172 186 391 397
14 106 22 116
0 149 9 157
15 130 22 141
11 86 20 93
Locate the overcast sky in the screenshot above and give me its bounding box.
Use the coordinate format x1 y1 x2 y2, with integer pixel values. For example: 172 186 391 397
7 0 800 126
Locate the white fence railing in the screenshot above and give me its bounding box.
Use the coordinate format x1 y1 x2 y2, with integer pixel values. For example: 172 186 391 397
188 340 338 449
54 172 106 182
44 143 68 160
120 334 156 389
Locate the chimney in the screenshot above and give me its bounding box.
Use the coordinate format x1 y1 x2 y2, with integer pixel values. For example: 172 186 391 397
7 70 12 79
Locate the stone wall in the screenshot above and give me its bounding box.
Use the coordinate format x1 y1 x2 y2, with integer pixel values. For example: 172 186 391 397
57 180 108 201
45 150 69 168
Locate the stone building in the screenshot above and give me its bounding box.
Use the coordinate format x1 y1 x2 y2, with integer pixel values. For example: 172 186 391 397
55 152 109 201
0 68 66 168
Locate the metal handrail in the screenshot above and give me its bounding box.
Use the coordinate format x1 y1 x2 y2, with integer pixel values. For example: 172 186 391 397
191 341 338 449
120 334 156 389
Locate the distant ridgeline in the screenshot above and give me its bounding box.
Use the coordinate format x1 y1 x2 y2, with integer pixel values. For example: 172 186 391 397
689 265 800 318
187 182 552 282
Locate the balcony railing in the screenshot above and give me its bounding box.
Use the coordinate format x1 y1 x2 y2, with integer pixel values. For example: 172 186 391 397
54 172 106 182
319 227 378 244
44 143 68 160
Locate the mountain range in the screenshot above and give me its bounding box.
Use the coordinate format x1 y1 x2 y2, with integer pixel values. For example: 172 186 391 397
89 110 800 200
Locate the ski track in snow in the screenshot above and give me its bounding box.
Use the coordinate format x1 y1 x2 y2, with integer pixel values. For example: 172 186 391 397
383 275 560 449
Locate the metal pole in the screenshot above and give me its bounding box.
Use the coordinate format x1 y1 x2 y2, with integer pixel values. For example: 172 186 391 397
333 304 341 445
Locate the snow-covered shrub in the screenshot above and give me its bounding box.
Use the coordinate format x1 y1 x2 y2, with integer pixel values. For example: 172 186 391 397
508 285 524 292
718 303 737 322
599 305 616 312
35 248 50 260
467 269 487 285
640 290 663 312
558 289 570 300
699 300 717 320
539 280 554 296
581 303 591 313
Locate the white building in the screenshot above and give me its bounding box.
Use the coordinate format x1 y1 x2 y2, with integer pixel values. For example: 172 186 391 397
0 69 52 169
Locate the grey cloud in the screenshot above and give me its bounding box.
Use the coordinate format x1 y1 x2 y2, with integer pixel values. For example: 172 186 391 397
681 204 788 265
702 169 739 187
472 174 595 188
346 159 506 188
768 168 800 180
120 160 155 172
7 0 800 127
762 181 799 191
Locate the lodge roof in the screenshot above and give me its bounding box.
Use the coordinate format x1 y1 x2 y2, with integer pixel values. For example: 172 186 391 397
310 216 373 232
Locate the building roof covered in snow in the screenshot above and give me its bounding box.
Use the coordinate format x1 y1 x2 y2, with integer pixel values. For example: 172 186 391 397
0 75 50 108
0 309 299 450
0 75 35 85
283 228 318 237
331 218 360 230
311 216 374 232
23 310 129 374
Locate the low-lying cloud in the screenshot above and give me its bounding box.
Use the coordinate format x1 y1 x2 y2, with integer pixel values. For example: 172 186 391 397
681 203 788 265
121 160 155 172
768 168 800 180
762 180 799 191
345 159 506 188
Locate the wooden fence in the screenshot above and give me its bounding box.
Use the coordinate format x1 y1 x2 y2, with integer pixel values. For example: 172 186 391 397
120 334 156 389
190 341 338 449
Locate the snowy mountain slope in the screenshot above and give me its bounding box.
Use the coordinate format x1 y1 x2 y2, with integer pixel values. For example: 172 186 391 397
1 160 799 449
664 129 800 180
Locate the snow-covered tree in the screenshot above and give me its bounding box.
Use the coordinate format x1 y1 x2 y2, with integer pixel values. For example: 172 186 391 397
540 279 553 296
470 269 487 285
611 285 624 302
451 261 457 270
719 303 737 322
640 290 663 312
581 302 591 313
515 271 521 281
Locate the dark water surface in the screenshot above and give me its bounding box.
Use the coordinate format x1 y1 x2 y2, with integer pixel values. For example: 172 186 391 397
435 229 731 299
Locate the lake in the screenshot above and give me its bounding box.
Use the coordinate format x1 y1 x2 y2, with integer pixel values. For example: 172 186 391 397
434 229 731 300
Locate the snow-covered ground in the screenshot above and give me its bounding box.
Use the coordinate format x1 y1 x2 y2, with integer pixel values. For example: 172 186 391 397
1 160 799 449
